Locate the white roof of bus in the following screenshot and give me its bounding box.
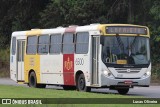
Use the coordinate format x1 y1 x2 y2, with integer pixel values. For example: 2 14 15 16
12 31 26 37
11 24 100 37
76 24 99 32
42 28 65 35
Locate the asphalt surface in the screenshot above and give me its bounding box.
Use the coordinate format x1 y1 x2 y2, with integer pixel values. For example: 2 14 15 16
0 78 159 98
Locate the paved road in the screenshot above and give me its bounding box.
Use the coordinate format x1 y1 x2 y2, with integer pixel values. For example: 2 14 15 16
0 78 159 98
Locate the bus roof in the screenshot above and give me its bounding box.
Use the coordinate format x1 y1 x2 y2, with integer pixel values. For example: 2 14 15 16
11 24 149 37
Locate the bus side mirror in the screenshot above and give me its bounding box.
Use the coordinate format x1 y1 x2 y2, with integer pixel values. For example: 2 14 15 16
100 36 104 46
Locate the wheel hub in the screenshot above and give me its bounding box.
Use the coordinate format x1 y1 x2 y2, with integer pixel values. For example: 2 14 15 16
79 78 85 90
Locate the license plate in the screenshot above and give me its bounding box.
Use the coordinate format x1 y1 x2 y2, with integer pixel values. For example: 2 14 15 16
124 80 133 84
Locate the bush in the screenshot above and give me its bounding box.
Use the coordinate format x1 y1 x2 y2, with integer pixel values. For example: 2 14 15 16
0 48 10 77
152 65 160 83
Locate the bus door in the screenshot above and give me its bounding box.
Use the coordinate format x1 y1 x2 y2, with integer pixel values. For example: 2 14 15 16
10 37 17 81
91 36 100 85
17 40 25 81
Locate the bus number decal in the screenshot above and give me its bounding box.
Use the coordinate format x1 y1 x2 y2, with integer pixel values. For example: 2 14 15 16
75 58 84 65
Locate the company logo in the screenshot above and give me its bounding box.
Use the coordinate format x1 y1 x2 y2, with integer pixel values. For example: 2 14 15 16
127 69 131 73
2 99 11 104
1 99 42 104
64 57 73 70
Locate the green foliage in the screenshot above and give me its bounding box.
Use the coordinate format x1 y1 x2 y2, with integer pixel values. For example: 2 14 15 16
40 0 108 28
150 1 160 20
0 48 10 77
0 0 49 46
152 65 160 83
0 48 10 62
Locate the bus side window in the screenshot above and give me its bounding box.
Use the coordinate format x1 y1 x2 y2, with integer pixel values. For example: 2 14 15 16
38 35 49 54
63 33 74 54
76 32 89 54
26 36 37 54
50 34 62 54
12 37 16 55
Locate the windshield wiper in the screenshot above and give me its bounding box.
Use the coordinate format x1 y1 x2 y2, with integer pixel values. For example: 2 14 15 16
116 36 125 53
130 36 137 49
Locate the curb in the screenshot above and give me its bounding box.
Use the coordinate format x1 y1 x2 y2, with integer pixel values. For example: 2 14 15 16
151 83 160 86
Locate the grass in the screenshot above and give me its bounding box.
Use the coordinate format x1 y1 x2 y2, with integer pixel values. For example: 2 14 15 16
0 85 159 107
0 85 133 98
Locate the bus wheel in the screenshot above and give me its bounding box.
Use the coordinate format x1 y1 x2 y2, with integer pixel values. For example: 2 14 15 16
117 88 129 95
29 72 37 88
76 74 91 92
63 86 76 90
29 72 46 88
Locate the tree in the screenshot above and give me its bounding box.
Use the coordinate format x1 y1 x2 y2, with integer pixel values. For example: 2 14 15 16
40 0 109 28
0 0 49 48
149 0 160 64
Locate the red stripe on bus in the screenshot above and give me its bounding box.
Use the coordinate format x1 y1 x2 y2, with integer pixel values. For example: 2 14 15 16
63 54 75 85
65 27 76 33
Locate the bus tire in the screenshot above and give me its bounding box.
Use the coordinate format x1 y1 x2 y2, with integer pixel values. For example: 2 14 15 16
76 74 91 92
117 88 129 95
29 72 37 88
29 72 46 88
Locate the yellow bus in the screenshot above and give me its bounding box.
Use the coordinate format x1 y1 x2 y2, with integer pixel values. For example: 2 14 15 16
10 24 151 94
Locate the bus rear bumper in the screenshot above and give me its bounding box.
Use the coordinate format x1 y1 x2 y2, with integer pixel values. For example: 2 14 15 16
101 75 151 87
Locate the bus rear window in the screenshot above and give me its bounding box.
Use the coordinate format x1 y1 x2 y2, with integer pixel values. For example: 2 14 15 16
12 37 16 55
